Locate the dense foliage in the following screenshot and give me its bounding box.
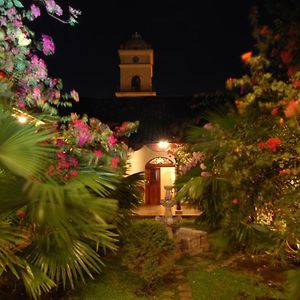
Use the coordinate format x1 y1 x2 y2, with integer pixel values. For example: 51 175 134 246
122 220 175 294
0 1 140 298
175 0 300 264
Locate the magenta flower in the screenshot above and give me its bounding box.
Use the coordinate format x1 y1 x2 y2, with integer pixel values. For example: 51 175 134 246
94 150 103 157
19 100 25 109
108 135 117 146
56 139 65 146
58 160 70 169
45 0 56 11
45 0 63 16
0 17 7 26
69 156 79 167
30 55 48 79
12 20 22 27
78 133 89 146
49 78 58 88
30 4 41 19
32 86 41 99
41 34 55 55
73 119 88 129
111 156 120 168
56 152 66 159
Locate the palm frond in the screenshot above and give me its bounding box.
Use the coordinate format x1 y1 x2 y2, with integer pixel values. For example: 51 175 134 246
0 222 26 279
0 176 28 217
109 172 144 210
0 112 55 178
69 168 120 197
176 176 229 228
20 263 56 300
26 239 113 289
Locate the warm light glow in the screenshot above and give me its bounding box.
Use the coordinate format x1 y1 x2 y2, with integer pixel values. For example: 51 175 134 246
18 116 27 124
158 140 169 150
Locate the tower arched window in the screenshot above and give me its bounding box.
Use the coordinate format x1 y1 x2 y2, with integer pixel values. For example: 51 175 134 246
131 75 141 91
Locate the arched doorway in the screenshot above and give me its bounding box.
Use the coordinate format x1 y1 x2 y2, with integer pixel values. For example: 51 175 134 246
131 75 141 91
145 157 175 205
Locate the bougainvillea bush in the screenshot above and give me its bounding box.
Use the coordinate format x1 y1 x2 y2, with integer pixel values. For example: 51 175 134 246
0 1 139 299
175 1 300 261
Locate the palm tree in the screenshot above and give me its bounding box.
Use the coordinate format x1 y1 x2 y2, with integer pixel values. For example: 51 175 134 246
0 108 119 299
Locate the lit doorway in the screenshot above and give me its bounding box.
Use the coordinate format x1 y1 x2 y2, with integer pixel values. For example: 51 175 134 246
145 157 175 205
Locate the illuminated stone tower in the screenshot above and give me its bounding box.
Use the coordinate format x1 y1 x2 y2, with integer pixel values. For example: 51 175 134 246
115 33 156 97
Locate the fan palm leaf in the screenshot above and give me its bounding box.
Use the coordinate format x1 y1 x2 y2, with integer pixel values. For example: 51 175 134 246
0 222 26 279
20 263 56 300
0 112 55 178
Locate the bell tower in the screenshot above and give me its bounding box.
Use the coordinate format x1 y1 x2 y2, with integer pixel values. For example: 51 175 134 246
115 33 156 97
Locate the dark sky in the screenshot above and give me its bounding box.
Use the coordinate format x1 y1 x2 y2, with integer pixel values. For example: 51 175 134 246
33 1 257 98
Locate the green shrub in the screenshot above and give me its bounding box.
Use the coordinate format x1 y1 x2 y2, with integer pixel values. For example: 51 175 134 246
121 220 175 294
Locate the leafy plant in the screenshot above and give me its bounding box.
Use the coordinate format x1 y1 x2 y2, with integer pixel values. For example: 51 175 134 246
0 1 139 298
121 220 175 295
175 1 300 260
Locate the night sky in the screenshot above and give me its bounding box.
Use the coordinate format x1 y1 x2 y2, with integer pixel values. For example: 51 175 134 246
33 1 258 98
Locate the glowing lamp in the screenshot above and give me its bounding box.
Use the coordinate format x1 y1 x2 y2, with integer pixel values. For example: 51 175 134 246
18 116 27 124
158 140 169 150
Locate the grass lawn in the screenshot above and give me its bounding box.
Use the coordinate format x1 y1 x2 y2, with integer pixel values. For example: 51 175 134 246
67 264 149 300
187 268 284 300
63 254 287 300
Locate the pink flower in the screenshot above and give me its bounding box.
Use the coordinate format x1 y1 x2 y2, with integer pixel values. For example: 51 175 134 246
6 8 16 19
69 156 79 167
30 4 41 19
201 172 211 177
32 86 41 99
73 119 88 129
70 89 79 102
45 0 56 12
200 163 206 170
49 78 58 88
0 17 7 26
203 123 213 129
41 34 55 55
108 135 117 146
30 55 48 79
19 100 25 109
12 20 22 27
56 139 65 146
77 129 91 146
94 150 102 157
56 152 66 159
45 0 63 16
266 137 281 153
70 169 78 177
58 160 70 169
111 156 120 168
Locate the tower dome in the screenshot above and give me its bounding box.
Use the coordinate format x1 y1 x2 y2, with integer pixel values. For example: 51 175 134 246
123 32 149 50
